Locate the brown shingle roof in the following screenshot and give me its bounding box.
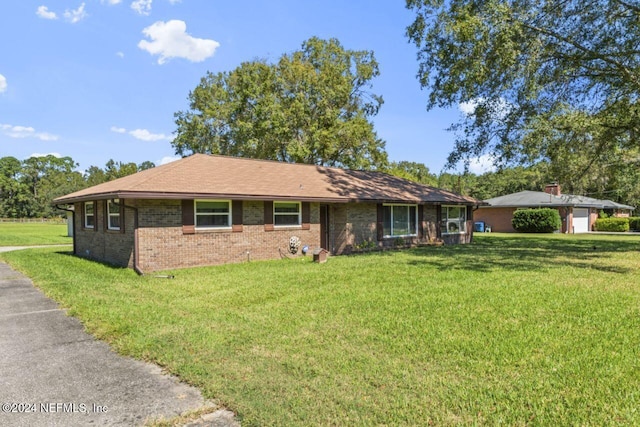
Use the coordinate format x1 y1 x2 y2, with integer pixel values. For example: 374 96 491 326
54 154 478 205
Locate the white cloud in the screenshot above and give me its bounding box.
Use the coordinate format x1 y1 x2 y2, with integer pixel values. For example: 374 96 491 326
116 51 125 58
102 0 122 4
458 99 479 116
159 155 180 165
138 20 220 64
64 3 87 23
0 74 6 93
131 0 152 15
111 125 172 141
0 124 59 141
36 5 58 20
458 97 511 120
129 128 173 141
168 0 181 3
468 154 497 174
30 152 62 158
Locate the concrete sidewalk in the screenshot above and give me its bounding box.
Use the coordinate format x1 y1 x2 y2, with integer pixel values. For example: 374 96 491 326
0 260 236 426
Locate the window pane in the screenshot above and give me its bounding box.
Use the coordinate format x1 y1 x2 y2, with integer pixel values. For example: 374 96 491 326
196 215 229 227
85 203 94 215
197 201 229 214
393 205 409 236
448 206 461 220
274 202 299 213
383 206 392 236
86 216 94 227
109 202 120 214
275 214 300 226
109 215 120 229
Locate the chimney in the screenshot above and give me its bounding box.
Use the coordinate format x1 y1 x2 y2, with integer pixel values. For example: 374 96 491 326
544 183 561 196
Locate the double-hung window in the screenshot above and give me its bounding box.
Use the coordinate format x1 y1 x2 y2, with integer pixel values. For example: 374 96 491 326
107 199 121 230
84 201 95 229
382 204 417 237
442 206 466 234
274 202 301 226
195 200 231 229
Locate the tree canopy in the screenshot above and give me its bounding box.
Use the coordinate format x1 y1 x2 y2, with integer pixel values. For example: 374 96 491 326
406 0 640 172
173 37 388 170
0 156 154 218
386 161 438 186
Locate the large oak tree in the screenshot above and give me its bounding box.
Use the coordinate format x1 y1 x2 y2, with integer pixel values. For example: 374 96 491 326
173 37 388 170
406 0 640 179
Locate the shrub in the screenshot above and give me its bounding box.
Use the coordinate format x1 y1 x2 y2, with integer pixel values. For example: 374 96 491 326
629 217 640 231
594 218 629 232
512 208 562 233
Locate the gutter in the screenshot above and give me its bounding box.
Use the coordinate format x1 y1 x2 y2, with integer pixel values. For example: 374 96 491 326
54 204 76 255
55 192 478 206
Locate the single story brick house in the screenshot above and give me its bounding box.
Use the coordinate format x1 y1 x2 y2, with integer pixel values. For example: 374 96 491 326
54 154 480 273
475 184 635 233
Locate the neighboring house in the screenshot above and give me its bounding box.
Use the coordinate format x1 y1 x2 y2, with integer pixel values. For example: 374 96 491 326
475 184 635 233
54 154 480 272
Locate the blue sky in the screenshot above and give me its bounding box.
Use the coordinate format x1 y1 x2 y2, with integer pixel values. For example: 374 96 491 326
0 0 491 174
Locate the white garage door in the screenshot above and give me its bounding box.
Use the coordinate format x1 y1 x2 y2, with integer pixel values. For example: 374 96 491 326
573 208 590 233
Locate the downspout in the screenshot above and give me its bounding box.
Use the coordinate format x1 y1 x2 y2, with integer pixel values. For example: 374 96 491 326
471 203 483 243
112 199 143 276
54 204 76 255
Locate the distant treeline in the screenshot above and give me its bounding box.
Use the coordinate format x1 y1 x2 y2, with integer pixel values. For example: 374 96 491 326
0 155 155 218
1 155 637 219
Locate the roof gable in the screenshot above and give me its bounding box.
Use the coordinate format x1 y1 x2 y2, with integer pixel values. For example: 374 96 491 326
54 154 478 205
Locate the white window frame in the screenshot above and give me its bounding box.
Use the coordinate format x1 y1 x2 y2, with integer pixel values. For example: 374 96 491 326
442 205 467 234
194 199 232 229
383 204 418 238
274 201 302 227
84 201 94 229
107 199 121 231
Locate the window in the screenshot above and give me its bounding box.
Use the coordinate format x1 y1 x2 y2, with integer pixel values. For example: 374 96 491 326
84 201 94 229
382 204 417 237
442 206 466 234
195 200 231 228
107 199 121 230
274 202 301 226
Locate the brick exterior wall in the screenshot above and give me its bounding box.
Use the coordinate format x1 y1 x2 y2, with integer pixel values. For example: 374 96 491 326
73 199 473 272
475 206 599 233
329 203 471 252
73 200 135 268
135 200 321 271
474 207 518 233
590 208 598 231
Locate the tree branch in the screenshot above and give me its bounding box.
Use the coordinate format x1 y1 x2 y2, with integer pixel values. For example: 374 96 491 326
520 21 640 91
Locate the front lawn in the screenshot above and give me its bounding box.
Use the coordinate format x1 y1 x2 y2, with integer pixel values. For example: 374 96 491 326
0 222 72 246
2 234 639 425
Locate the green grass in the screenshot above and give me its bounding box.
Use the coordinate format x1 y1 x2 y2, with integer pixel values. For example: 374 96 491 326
0 222 72 246
2 234 640 425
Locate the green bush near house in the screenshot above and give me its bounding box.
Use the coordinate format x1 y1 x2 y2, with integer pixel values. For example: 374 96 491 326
512 208 562 233
594 217 630 232
629 217 640 231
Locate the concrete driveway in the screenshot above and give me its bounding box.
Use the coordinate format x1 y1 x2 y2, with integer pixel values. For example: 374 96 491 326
0 258 237 426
